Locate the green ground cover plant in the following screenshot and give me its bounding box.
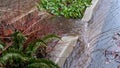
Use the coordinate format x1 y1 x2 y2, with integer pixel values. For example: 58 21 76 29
37 0 92 19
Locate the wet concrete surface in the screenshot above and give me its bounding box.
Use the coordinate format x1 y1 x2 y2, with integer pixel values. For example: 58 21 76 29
88 0 120 68
62 17 89 68
63 0 120 68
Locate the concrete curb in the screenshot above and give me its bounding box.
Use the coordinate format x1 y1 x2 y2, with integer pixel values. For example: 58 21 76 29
49 36 79 67
82 0 101 22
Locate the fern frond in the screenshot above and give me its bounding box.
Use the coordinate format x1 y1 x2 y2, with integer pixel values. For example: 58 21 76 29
12 31 26 51
38 59 59 68
42 34 61 43
27 63 50 68
12 31 26 44
0 32 60 68
26 39 46 56
0 52 28 64
3 48 24 56
27 58 59 68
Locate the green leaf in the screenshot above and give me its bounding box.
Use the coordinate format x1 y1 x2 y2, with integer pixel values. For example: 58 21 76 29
42 34 61 43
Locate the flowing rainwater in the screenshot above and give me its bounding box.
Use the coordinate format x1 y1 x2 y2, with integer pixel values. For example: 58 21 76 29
63 0 120 68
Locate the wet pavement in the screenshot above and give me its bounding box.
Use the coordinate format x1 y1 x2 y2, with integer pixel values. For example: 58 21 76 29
88 0 120 68
63 0 120 68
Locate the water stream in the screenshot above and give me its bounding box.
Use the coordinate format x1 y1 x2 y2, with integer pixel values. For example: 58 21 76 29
88 0 120 68
63 0 120 68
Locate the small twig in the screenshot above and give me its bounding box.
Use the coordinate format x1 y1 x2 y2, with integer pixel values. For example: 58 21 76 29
0 36 12 39
24 27 42 36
